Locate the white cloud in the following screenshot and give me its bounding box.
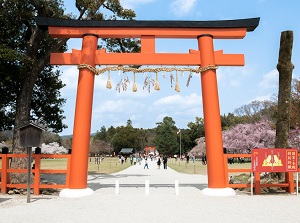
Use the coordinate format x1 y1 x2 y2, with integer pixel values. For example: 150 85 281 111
248 94 272 103
153 93 203 128
217 66 252 88
60 66 79 93
151 93 202 117
155 113 169 123
94 73 108 90
120 0 156 9
258 70 298 85
152 93 201 107
93 99 144 114
258 69 278 89
170 0 197 17
229 80 240 87
91 98 147 128
60 66 111 97
176 107 202 116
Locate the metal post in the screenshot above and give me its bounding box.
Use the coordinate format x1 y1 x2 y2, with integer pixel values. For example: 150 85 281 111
297 173 299 196
179 130 182 160
145 180 149 195
175 180 179 195
115 180 119 195
27 147 32 203
251 172 253 196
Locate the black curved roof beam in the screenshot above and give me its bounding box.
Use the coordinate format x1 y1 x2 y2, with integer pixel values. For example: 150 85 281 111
36 17 260 32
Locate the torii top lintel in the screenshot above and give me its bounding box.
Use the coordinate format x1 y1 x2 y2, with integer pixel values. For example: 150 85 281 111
36 17 260 66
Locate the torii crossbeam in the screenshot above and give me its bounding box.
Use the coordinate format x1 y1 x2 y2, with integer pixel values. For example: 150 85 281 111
36 17 259 197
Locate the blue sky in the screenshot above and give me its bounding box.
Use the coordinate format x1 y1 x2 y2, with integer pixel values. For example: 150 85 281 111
59 0 299 135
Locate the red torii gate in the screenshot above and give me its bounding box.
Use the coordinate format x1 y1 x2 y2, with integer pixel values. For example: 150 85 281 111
36 17 259 197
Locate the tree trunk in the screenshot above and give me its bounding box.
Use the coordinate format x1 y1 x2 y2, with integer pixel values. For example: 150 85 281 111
275 30 294 148
275 30 294 181
10 68 39 183
10 23 66 183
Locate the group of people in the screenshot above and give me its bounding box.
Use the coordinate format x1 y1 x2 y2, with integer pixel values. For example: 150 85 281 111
94 156 104 164
155 155 168 169
227 157 245 164
129 155 143 165
142 155 168 169
119 155 126 164
174 154 196 163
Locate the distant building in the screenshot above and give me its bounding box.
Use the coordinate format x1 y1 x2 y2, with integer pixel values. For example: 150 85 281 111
119 148 134 155
144 146 157 156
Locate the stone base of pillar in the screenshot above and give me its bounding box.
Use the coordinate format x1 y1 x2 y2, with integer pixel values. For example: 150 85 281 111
202 187 236 196
59 188 94 198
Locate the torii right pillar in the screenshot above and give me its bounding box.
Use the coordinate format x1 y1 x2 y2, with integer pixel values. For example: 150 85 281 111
198 34 235 196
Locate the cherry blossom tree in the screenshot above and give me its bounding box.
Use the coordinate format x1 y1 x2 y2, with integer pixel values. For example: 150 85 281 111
190 119 277 155
222 119 276 153
40 142 67 154
188 137 206 158
90 139 113 156
288 127 300 151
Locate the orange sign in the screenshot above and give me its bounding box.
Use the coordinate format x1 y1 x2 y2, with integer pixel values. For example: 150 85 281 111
252 148 298 172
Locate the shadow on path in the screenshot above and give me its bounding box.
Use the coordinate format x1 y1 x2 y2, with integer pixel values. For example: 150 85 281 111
88 173 152 181
0 198 11 203
88 182 208 191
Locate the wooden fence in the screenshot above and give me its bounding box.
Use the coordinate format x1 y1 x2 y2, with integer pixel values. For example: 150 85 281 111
1 153 299 195
0 154 71 195
224 153 300 194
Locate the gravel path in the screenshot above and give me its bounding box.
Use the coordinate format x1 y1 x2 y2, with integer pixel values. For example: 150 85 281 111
0 159 299 223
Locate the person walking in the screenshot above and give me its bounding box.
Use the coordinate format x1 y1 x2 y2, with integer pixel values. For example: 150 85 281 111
130 155 133 165
157 156 161 169
201 153 206 165
163 155 168 169
144 157 149 169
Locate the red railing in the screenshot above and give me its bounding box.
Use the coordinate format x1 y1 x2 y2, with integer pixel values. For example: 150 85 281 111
1 153 299 195
0 154 71 195
224 153 300 194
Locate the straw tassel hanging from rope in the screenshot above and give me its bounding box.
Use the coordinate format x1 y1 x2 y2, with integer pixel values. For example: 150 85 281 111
106 69 112 89
78 64 219 92
175 70 180 92
154 72 160 90
132 72 137 92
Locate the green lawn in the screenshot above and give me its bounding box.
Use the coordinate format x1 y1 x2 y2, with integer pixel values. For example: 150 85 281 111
87 157 131 174
0 157 131 174
40 158 68 170
1 157 251 175
167 159 208 174
167 158 252 175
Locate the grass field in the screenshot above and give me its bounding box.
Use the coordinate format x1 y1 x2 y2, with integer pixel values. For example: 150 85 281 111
167 158 252 175
0 157 131 175
0 157 253 175
87 157 131 174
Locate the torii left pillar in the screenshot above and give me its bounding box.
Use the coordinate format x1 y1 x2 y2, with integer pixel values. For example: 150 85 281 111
59 34 98 197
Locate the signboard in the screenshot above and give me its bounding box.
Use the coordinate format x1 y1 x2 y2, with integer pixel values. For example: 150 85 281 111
252 148 298 172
